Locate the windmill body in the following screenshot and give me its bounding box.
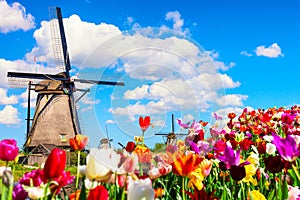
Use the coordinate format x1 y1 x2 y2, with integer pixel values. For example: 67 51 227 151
25 80 80 150
7 7 124 165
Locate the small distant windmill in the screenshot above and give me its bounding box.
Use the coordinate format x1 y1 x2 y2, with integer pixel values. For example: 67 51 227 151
98 124 113 149
7 7 124 165
155 114 187 145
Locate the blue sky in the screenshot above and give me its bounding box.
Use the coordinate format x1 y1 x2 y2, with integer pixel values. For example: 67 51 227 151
0 0 300 149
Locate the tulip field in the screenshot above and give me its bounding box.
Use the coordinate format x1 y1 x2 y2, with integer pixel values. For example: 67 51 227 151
1 106 300 200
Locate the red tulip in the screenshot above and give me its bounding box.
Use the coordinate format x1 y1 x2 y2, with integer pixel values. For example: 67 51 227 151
125 141 136 153
69 134 89 151
0 139 19 161
227 112 236 119
43 148 66 180
139 116 151 132
87 185 109 200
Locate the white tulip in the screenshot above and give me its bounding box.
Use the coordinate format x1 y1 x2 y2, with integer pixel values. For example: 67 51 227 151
127 178 155 200
266 143 276 155
27 187 44 199
86 148 120 181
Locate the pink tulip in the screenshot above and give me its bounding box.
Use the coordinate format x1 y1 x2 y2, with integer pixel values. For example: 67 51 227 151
0 139 19 161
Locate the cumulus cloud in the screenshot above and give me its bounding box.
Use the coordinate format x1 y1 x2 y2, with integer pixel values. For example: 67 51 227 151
106 119 115 124
0 105 21 124
0 88 18 104
0 8 247 128
165 11 184 31
240 51 252 57
0 1 35 33
19 89 37 108
25 14 122 68
215 94 248 107
255 43 284 58
0 58 62 88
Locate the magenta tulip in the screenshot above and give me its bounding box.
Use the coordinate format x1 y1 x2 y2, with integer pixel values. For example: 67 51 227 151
0 139 19 161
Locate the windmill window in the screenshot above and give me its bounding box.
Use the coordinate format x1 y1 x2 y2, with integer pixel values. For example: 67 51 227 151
60 134 67 142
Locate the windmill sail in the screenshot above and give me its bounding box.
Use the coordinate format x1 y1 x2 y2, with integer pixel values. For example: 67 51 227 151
49 7 71 73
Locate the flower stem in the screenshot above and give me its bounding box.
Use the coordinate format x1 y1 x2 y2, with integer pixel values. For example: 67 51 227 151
292 163 300 182
182 177 186 200
76 151 81 189
141 131 145 147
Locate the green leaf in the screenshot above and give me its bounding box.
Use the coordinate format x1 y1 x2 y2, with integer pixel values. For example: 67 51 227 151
267 189 275 200
288 168 300 186
79 176 87 200
282 178 289 200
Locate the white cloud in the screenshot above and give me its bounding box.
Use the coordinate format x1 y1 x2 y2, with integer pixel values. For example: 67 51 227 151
0 58 62 88
216 94 248 107
214 61 235 71
0 88 18 104
240 51 252 57
19 89 37 108
0 105 21 124
0 9 247 130
182 114 194 122
80 105 93 112
124 85 149 99
106 119 115 124
255 43 284 58
25 15 122 68
80 95 100 105
165 11 184 31
0 1 35 33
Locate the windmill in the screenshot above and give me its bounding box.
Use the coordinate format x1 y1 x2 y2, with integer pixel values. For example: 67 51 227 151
7 7 124 164
98 124 113 149
155 114 187 145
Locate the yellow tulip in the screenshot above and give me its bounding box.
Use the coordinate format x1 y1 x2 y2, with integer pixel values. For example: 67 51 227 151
188 167 204 190
249 190 266 200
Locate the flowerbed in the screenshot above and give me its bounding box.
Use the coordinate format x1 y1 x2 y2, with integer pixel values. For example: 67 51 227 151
1 106 300 200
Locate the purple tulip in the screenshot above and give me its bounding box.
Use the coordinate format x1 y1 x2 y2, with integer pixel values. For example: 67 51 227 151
0 139 19 161
216 141 249 170
272 133 300 162
216 141 241 169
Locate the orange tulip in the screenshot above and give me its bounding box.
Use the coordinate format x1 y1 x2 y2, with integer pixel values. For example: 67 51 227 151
134 145 152 163
139 116 151 132
69 134 89 151
69 190 81 200
172 152 203 176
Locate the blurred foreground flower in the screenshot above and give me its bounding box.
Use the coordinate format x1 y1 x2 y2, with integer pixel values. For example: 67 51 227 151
0 139 19 162
87 185 109 200
86 148 121 181
127 178 155 200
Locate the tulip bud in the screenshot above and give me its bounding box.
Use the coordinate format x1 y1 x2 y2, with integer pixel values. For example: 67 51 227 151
125 141 136 153
266 143 276 155
43 148 66 180
69 134 89 151
2 169 14 187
